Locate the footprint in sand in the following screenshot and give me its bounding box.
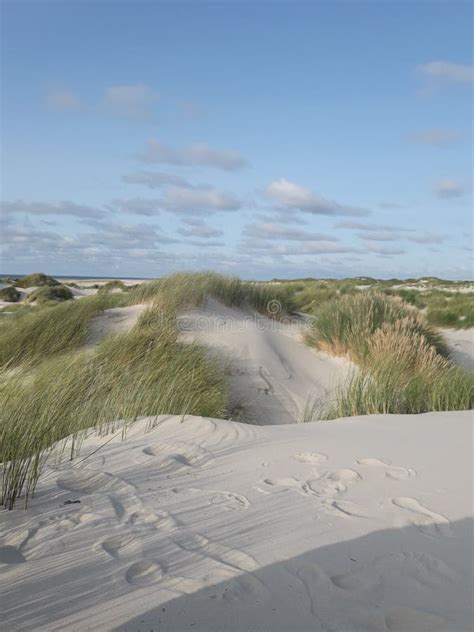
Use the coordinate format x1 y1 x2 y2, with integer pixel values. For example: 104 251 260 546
142 441 211 470
323 499 370 519
125 560 164 586
173 531 258 573
357 457 416 480
308 469 362 497
100 532 142 559
392 497 451 537
208 490 250 511
263 469 361 501
293 451 328 465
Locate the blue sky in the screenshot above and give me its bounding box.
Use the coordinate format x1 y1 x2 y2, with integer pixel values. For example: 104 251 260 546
1 1 472 279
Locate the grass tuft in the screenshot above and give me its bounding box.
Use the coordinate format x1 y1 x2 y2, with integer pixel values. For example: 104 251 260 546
26 284 74 304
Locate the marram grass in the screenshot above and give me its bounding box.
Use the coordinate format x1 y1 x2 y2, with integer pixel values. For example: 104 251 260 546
310 301 473 420
0 272 293 509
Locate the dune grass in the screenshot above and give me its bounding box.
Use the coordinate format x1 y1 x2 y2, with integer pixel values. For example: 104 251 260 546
305 291 447 362
97 279 127 294
323 323 472 418
305 293 472 419
0 286 21 302
0 271 294 509
126 272 296 317
14 272 60 288
26 284 74 304
0 314 227 508
0 293 119 368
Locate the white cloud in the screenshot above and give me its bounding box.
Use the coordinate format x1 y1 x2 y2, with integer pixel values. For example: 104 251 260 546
161 185 240 214
140 139 246 170
240 240 362 256
409 128 463 147
46 89 82 111
417 61 474 84
179 218 224 239
366 244 405 256
102 84 159 120
1 199 103 218
106 198 162 216
336 221 414 232
242 223 338 242
434 179 467 199
337 221 446 245
263 179 370 217
122 171 189 188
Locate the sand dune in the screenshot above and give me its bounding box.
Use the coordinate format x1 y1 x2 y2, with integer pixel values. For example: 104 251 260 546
178 298 351 424
443 328 474 373
0 411 471 631
85 304 147 347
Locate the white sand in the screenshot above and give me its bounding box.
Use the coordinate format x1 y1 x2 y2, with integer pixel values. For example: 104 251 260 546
178 298 351 424
0 411 472 631
85 304 148 347
443 328 474 373
1 297 472 630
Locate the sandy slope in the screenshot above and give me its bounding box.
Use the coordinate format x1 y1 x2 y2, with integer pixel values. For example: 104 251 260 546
178 298 351 424
443 328 474 373
85 304 147 347
0 411 472 631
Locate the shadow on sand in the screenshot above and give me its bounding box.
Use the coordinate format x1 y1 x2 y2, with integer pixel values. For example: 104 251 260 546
115 517 473 632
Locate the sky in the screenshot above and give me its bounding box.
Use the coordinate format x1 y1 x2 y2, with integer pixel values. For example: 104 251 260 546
1 1 472 280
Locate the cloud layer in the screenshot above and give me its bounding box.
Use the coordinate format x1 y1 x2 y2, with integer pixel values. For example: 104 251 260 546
263 179 370 217
139 140 246 170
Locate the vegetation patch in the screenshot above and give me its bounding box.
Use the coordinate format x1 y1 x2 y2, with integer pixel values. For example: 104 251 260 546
0 286 21 303
97 280 127 293
0 294 118 368
305 293 472 419
305 292 446 362
0 272 293 508
14 272 60 288
26 284 74 304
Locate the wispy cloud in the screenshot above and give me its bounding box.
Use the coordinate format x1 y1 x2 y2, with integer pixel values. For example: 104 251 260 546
366 244 405 256
102 84 160 120
417 61 474 85
337 221 446 246
434 179 468 199
409 128 464 147
161 185 240 214
122 171 189 188
242 222 338 242
46 89 82 111
263 179 370 217
1 199 103 218
106 198 162 216
139 139 246 170
335 221 413 233
179 218 224 239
